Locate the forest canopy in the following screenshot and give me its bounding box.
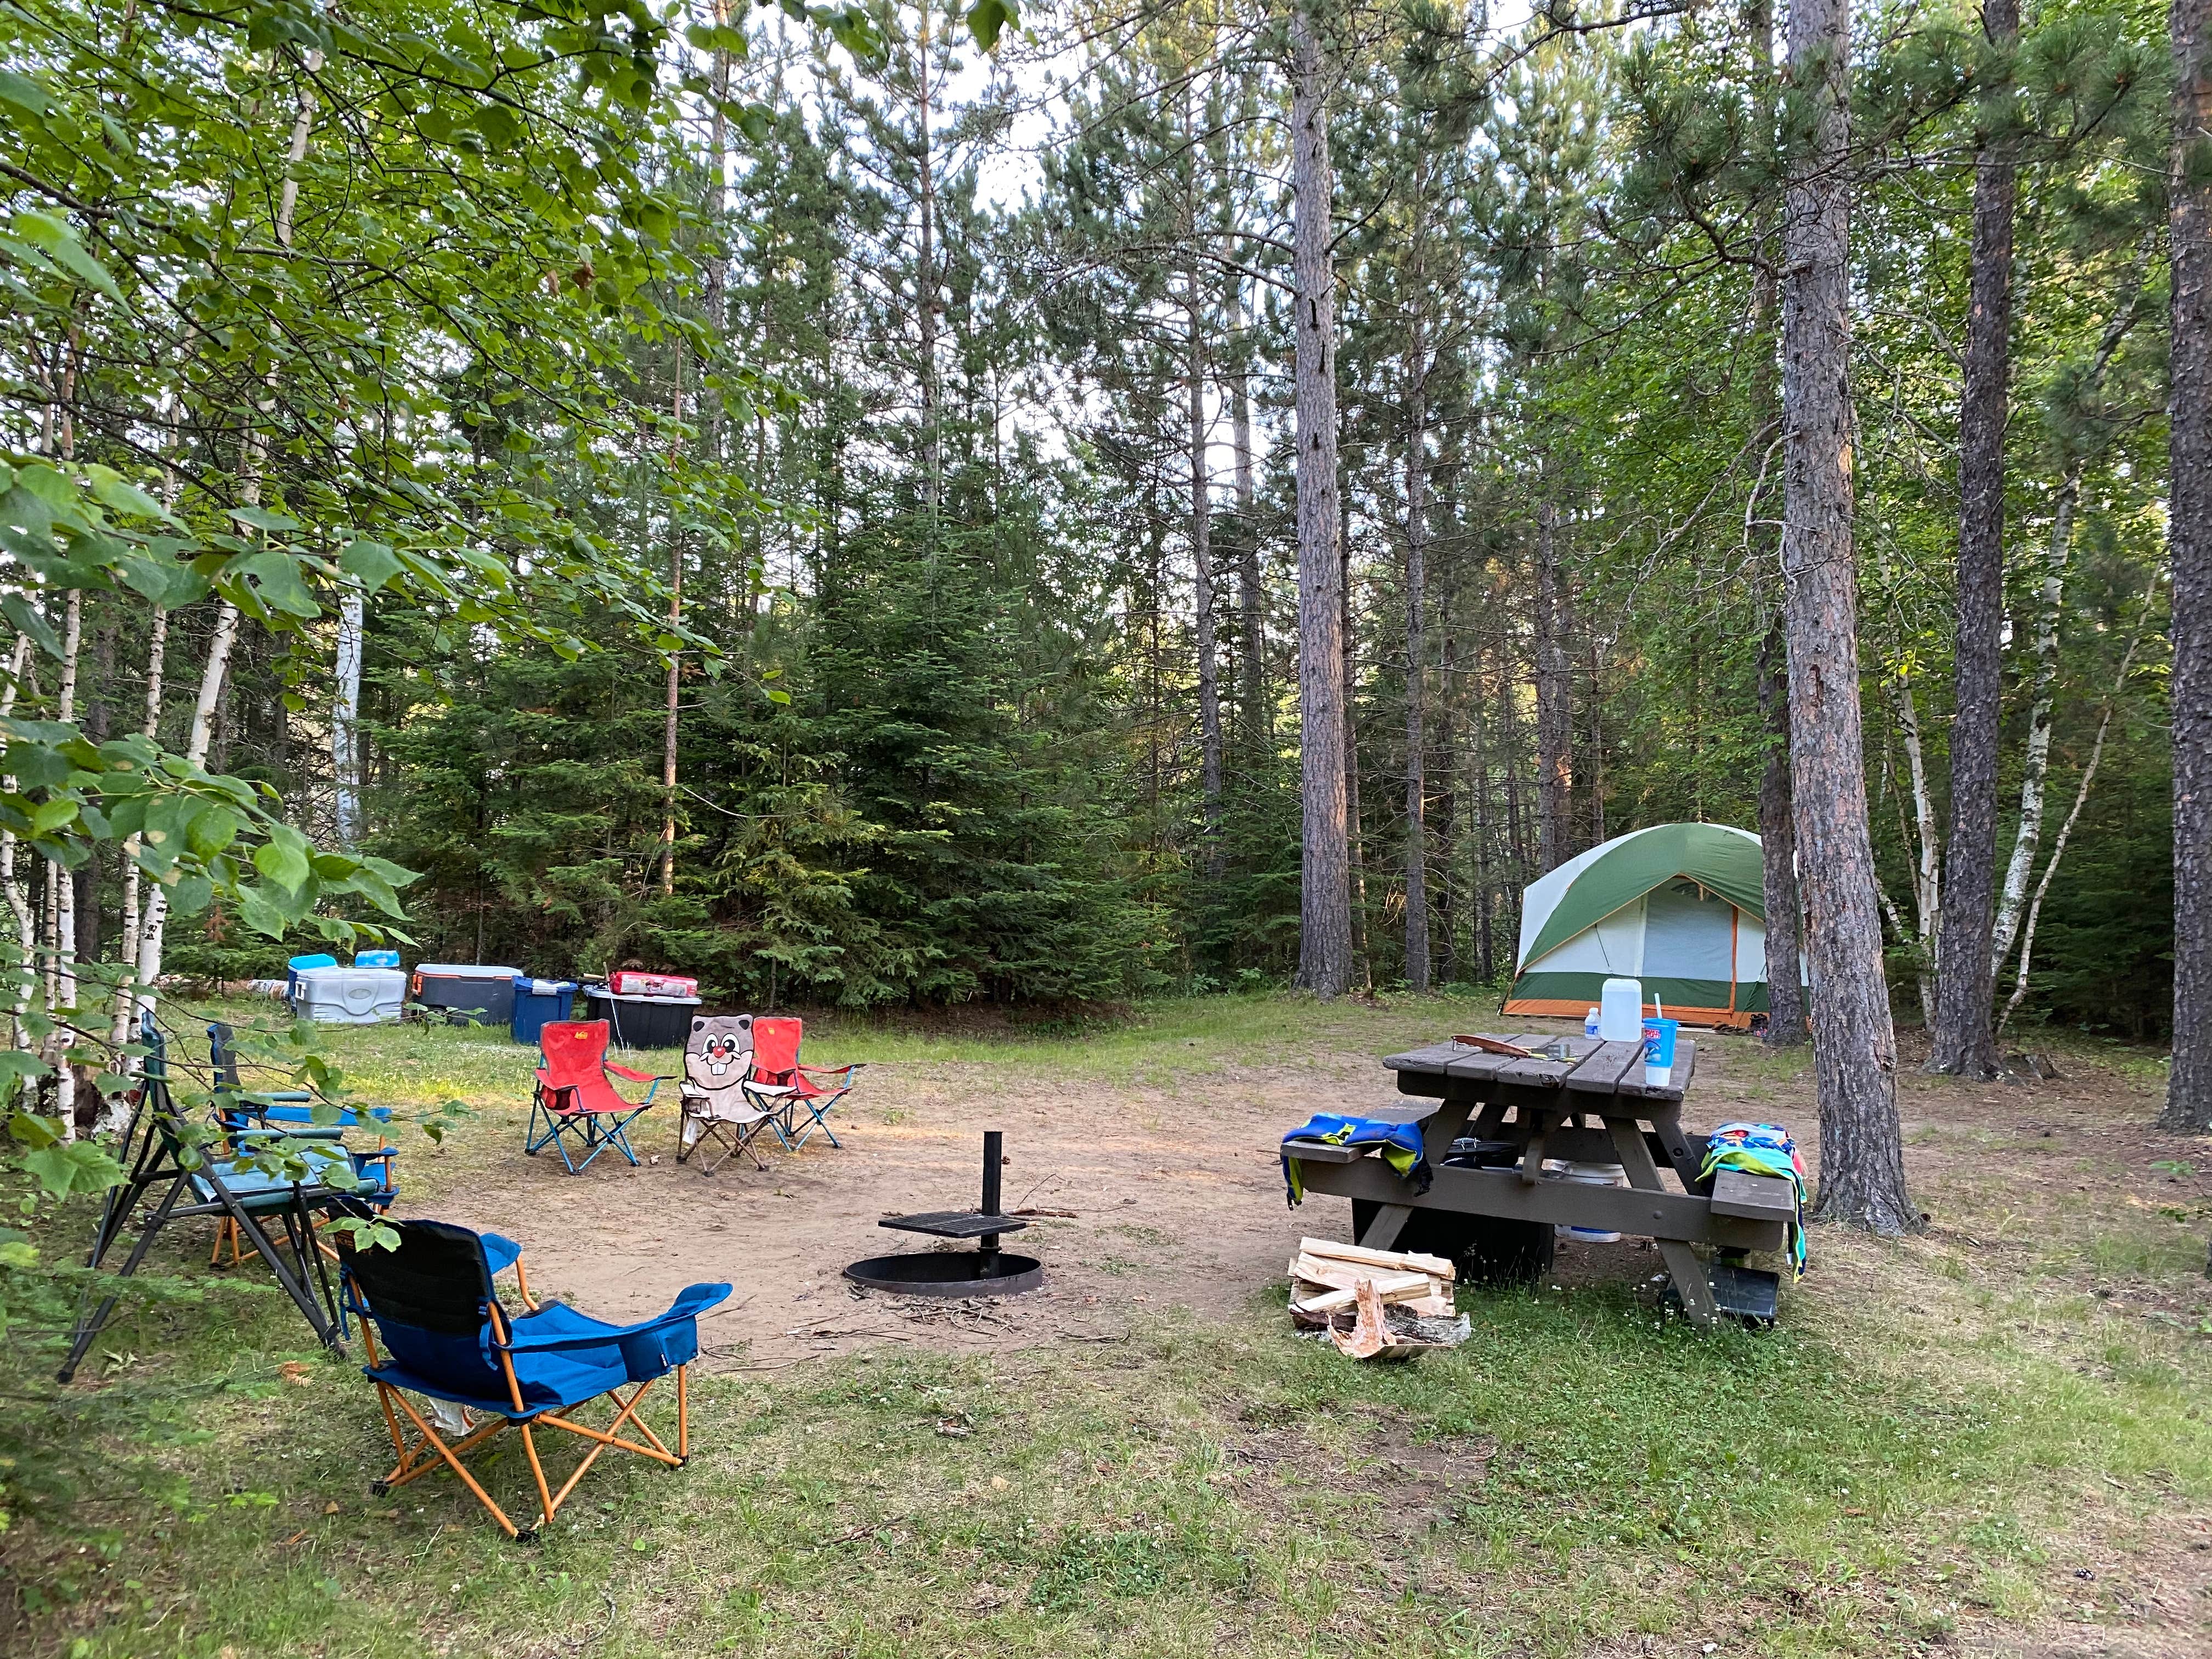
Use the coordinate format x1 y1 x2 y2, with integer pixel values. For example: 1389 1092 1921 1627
0 0 2191 1048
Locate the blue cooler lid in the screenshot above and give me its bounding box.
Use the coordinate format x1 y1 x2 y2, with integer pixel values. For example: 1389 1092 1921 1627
515 978 578 996
288 953 337 972
354 949 400 969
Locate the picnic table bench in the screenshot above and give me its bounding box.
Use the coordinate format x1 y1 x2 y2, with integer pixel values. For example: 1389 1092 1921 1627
1282 1034 1796 1327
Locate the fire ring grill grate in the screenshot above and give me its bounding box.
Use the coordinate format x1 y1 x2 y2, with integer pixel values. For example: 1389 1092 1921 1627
844 1131 1045 1299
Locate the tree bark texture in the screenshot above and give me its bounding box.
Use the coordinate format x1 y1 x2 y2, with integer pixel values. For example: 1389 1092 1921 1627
2163 0 2212 1130
1290 1 1351 997
1928 0 2020 1080
1533 495 1571 872
1781 0 1915 1230
1757 614 1809 1042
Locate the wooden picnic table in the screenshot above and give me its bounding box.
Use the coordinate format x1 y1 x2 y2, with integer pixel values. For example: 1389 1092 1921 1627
1282 1034 1795 1327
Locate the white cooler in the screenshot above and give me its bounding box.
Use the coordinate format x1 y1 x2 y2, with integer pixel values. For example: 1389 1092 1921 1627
294 966 406 1024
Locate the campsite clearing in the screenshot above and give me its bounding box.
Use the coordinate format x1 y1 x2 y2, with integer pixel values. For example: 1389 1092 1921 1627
8 993 2211 1657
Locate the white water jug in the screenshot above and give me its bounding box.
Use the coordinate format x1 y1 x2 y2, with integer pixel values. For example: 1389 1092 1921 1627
1599 978 1644 1042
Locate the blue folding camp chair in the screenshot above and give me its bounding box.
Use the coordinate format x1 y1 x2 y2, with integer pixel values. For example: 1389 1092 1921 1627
339 1220 729 1538
206 1021 399 1292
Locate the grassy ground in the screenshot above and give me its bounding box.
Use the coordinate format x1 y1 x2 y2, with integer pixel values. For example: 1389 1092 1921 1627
7 993 2210 1657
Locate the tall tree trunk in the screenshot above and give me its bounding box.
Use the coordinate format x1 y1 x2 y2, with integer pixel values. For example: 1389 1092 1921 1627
2004 576 2159 1034
2 636 31 1051
1228 278 1267 753
915 4 941 511
331 586 364 847
1290 0 1351 997
1533 495 1571 872
1927 0 2021 1079
2166 0 2212 1130
660 345 685 896
1342 493 1369 989
1403 185 1431 990
1757 616 1809 1043
1890 667 1942 1024
138 52 318 1022
1994 286 2143 971
1750 0 1806 1046
1782 0 1914 1230
1183 132 1223 871
1584 628 1607 847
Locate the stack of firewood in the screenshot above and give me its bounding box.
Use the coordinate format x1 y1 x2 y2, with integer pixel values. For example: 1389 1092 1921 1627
1286 1236 1454 1324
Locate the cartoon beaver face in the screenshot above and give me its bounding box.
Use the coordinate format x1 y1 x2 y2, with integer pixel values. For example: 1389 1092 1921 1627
702 1034 743 1077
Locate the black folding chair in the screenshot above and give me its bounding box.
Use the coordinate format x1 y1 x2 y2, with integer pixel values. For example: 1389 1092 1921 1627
57 1014 362 1383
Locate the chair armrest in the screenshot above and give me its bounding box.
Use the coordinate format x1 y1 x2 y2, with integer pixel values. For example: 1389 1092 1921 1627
234 1125 347 1144
499 1283 732 1355
606 1063 673 1084
797 1063 862 1080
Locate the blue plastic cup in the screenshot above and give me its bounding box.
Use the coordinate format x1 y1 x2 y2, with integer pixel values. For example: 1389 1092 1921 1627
1641 1017 1680 1082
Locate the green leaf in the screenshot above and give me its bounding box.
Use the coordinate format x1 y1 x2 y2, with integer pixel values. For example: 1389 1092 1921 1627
9 211 122 302
22 1138 126 1200
965 0 1017 52
1 595 61 657
338 540 405 594
253 838 313 892
0 69 52 116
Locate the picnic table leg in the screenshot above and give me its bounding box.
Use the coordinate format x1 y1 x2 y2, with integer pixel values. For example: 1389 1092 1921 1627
1606 1115 1720 1329
1355 1204 1414 1251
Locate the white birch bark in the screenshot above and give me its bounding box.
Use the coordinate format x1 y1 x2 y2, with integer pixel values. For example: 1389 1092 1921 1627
2000 577 2161 1033
1990 288 2143 972
137 52 320 1022
2 635 33 1052
1890 670 1941 1025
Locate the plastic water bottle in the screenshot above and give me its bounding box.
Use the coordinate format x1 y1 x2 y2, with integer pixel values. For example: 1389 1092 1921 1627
1583 1008 1601 1039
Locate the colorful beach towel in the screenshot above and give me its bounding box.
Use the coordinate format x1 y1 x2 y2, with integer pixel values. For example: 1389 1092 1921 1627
1701 1120 1809 1276
1280 1114 1431 1206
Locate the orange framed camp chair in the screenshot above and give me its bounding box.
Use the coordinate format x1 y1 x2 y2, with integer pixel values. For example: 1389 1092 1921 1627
743 1016 861 1151
339 1219 729 1539
527 1020 670 1173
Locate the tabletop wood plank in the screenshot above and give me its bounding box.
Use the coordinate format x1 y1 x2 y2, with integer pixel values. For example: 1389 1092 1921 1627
1562 1040 1643 1099
1615 1039 1697 1103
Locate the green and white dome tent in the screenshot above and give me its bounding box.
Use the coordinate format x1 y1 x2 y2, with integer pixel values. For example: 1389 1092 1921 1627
1503 822 1793 1031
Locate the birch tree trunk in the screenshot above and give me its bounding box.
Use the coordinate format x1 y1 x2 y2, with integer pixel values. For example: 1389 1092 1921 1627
331 586 364 847
48 590 82 1137
1891 668 1942 1025
138 52 319 1022
2003 579 2159 1034
1289 0 1351 997
1533 494 1571 872
2165 0 2212 1131
1927 0 2021 1079
2 635 33 1052
1993 287 2143 972
1782 0 1914 1231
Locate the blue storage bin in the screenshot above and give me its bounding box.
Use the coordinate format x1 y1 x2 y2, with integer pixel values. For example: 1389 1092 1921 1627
354 948 400 969
511 978 579 1046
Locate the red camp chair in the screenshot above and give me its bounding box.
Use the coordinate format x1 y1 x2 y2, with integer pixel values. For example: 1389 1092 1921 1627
742 1017 861 1150
527 1021 670 1173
